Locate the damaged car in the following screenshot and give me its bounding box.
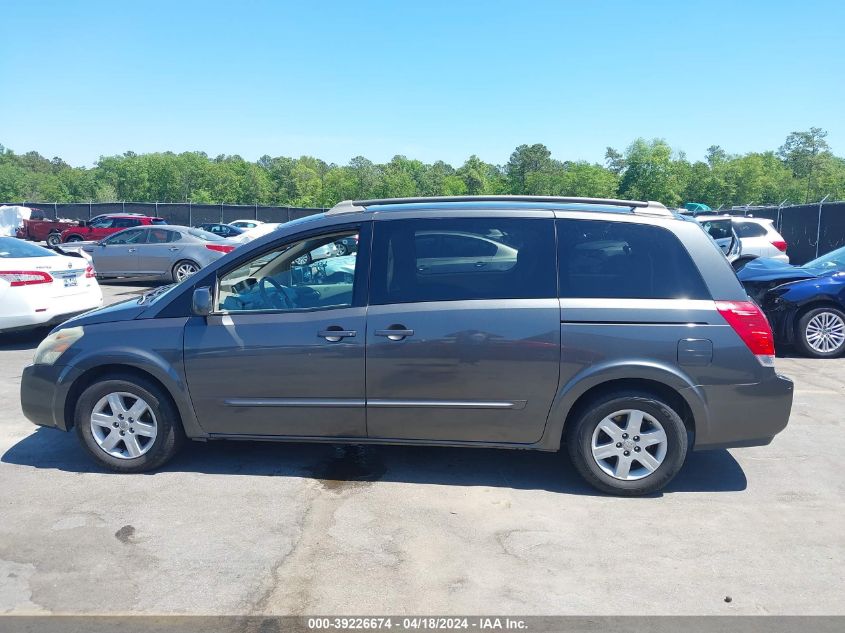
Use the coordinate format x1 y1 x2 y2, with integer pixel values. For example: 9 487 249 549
738 245 845 357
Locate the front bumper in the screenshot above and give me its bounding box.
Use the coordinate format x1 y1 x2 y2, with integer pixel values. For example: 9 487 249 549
692 372 794 450
20 363 83 431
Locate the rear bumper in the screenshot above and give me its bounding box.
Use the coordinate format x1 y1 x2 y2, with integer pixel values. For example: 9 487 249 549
0 288 102 333
20 363 82 431
691 372 793 450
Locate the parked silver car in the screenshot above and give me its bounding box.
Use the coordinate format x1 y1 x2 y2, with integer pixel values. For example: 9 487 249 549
77 225 237 282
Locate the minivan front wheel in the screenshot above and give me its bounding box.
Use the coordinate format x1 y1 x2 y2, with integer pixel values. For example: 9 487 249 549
75 375 184 472
567 392 688 496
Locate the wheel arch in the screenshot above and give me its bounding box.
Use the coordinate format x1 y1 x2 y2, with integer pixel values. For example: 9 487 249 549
62 361 205 439
541 363 706 451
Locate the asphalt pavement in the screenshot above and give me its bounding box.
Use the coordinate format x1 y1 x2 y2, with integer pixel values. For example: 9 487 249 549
0 281 842 615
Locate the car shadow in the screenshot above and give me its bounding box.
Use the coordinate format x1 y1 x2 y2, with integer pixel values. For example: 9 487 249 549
0 328 49 351
2 428 747 497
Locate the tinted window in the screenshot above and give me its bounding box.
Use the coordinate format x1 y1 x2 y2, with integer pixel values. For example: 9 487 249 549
89 217 114 228
113 218 141 228
104 228 146 245
734 221 768 238
697 218 732 240
187 228 225 241
557 219 710 300
146 229 179 244
370 218 556 305
151 218 167 225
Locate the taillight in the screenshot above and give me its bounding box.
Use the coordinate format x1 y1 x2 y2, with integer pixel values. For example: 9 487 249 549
0 271 53 287
85 265 96 278
715 300 775 366
206 244 235 254
771 239 787 252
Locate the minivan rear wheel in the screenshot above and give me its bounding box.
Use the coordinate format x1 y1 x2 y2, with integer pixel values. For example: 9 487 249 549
567 391 688 496
75 375 184 472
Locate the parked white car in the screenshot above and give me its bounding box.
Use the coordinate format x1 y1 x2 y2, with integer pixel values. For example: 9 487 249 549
0 237 103 333
731 217 789 263
228 219 264 230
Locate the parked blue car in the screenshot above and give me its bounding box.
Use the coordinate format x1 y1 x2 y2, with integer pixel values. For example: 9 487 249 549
738 246 845 357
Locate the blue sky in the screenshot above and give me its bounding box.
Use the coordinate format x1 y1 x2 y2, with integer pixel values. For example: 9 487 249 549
2 0 843 168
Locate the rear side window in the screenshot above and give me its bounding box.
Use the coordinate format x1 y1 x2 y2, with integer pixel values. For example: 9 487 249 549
557 219 710 300
151 218 167 225
370 218 556 305
113 218 141 228
734 221 768 238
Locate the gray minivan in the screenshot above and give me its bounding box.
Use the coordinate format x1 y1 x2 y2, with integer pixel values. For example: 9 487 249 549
20 196 793 495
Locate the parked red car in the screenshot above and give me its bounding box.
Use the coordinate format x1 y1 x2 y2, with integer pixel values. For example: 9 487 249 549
60 214 166 243
15 209 80 246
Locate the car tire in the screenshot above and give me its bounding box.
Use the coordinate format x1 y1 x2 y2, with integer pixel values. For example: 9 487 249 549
65 235 83 242
172 260 200 283
566 391 688 496
46 232 61 247
74 375 184 473
796 306 845 358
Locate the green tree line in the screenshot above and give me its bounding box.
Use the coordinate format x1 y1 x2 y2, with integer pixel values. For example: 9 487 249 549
1 128 842 209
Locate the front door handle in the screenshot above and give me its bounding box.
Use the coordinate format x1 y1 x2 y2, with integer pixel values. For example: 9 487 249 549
374 326 414 341
318 327 357 342
128 248 137 253
168 247 180 251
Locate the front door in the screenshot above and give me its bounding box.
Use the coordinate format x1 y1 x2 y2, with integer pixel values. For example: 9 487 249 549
183 224 369 437
365 216 561 444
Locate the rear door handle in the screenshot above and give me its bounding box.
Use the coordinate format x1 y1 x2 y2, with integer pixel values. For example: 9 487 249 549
318 327 357 342
375 326 414 341
128 248 137 253
168 247 180 251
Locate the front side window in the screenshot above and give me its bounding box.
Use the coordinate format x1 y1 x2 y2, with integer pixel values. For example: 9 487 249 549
557 219 710 300
89 217 114 229
370 218 556 305
104 228 146 245
217 230 357 312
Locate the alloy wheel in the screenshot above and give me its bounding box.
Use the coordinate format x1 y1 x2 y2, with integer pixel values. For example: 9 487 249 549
89 392 158 459
590 409 668 481
805 311 845 354
175 262 198 282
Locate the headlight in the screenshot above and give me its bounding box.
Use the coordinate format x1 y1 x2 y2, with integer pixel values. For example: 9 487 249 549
33 327 84 365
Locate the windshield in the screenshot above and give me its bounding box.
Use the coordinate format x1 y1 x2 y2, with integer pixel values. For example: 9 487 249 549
802 245 845 272
0 237 57 258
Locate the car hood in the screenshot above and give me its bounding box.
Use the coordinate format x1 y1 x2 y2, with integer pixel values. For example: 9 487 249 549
55 295 148 331
737 257 820 283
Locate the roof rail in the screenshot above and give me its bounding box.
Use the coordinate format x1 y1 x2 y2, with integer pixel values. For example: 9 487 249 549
327 195 671 216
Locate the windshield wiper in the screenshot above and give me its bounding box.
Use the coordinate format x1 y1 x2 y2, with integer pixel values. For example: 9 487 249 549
137 284 176 304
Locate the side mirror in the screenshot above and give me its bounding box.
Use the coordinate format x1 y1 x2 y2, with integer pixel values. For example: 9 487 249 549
191 287 213 316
